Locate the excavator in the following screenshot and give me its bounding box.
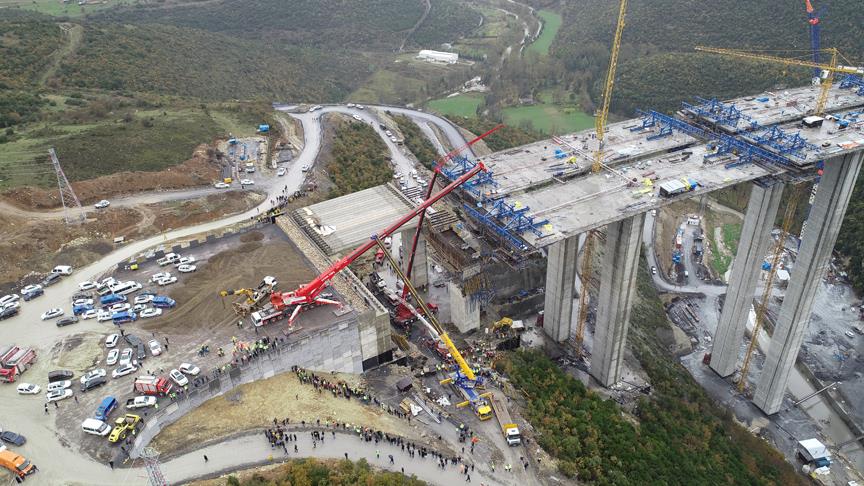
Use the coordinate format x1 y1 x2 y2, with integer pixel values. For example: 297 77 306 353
373 237 492 420
219 276 278 316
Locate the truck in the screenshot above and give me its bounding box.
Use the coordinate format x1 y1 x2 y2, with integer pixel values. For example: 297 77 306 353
0 450 36 479
250 305 286 327
489 394 521 446
133 375 173 397
126 395 157 409
658 178 699 198
0 346 36 383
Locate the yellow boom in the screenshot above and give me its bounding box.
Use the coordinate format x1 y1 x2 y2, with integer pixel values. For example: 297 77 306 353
593 0 628 173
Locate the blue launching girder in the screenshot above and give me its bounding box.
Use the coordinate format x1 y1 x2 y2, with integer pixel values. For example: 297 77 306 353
463 204 529 251
441 155 497 200
634 110 711 140
634 110 793 168
750 125 818 159
486 199 549 238
839 75 864 96
681 97 756 130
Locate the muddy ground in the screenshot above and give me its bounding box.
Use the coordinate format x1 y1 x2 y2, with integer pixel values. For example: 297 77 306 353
2 145 223 209
0 191 263 293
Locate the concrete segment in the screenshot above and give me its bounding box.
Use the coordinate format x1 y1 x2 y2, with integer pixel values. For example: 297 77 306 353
710 180 784 377
448 282 480 333
753 151 863 414
542 236 579 342
592 213 645 387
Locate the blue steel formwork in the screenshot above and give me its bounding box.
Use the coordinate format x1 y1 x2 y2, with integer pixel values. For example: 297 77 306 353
632 110 793 169
681 97 757 131
839 75 864 96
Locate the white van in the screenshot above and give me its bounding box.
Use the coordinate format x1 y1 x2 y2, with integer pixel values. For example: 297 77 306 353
156 253 181 266
109 281 142 296
52 265 73 276
81 418 111 436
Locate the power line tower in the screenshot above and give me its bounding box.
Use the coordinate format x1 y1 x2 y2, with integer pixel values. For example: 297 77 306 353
48 148 84 225
141 446 169 486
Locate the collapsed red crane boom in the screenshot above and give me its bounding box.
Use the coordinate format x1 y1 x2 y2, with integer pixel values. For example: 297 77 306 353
272 161 488 320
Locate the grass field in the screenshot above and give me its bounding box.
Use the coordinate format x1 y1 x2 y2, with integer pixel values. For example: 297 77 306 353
0 0 121 17
0 107 260 188
502 103 594 134
526 10 562 56
426 94 485 118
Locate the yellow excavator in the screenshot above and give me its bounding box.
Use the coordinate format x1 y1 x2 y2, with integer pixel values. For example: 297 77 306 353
219 276 278 316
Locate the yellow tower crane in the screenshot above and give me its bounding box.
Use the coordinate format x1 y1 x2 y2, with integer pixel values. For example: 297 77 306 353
695 46 862 116
737 186 803 393
574 0 628 356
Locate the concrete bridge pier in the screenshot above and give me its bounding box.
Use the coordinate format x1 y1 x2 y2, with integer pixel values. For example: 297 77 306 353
591 213 645 387
542 235 579 342
753 151 863 414
710 179 784 377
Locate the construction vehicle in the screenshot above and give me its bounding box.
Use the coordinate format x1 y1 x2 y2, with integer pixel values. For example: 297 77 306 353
373 238 492 421
0 346 36 383
263 157 490 328
219 276 278 317
133 375 173 397
489 393 521 446
108 414 141 443
0 450 36 479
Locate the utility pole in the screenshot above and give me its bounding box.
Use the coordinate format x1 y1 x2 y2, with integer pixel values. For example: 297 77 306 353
49 148 84 225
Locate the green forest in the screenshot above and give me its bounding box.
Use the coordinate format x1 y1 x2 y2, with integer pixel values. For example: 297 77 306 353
225 458 425 486
502 259 804 485
447 116 543 152
392 114 440 169
324 120 392 198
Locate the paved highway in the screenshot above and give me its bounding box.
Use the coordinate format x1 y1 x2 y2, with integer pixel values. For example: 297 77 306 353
0 105 471 485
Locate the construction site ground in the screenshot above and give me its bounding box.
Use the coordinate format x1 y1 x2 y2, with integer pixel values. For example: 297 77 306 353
43 225 333 465
0 190 264 293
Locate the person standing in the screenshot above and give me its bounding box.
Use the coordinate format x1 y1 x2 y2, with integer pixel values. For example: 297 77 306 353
203 455 209 463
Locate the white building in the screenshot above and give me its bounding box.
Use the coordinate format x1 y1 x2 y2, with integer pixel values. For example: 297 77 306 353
418 50 459 64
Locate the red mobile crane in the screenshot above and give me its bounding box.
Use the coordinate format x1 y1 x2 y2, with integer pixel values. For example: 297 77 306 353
269 157 491 326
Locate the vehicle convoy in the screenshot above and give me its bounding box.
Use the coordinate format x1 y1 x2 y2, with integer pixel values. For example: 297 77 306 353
133 375 173 397
0 450 36 479
489 394 521 446
0 346 36 383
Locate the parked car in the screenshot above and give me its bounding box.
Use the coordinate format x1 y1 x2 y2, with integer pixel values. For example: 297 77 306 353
110 303 131 313
0 307 18 320
81 309 99 320
22 287 44 301
240 179 254 185
106 349 119 366
134 294 154 305
41 308 64 320
80 369 107 385
175 256 195 266
136 343 146 361
169 369 188 387
96 311 113 322
15 383 40 395
48 370 74 383
141 308 163 319
214 182 230 189
94 200 110 209
41 273 62 287
156 276 178 286
119 348 134 366
2 301 20 312
0 431 26 446
124 334 142 347
132 303 147 313
112 363 137 378
80 376 107 392
147 339 163 355
178 363 201 376
46 380 71 392
21 285 41 295
0 294 18 306
78 281 98 291
46 389 73 402
177 264 197 273
150 272 172 283
277 167 286 176
73 298 94 306
301 164 309 172
56 316 79 327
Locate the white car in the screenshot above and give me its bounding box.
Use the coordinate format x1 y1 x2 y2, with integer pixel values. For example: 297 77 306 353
240 179 254 185
177 256 195 266
73 298 94 306
352 114 362 121
78 281 98 291
105 333 120 348
142 308 163 319
0 294 18 306
46 380 71 392
134 294 154 305
94 200 110 209
355 104 365 110
301 164 309 172
277 167 286 176
16 383 40 395
119 348 134 366
96 311 113 322
178 363 201 376
156 276 178 286
46 389 73 403
177 264 197 273
214 182 230 189
169 369 188 387
148 339 163 355
150 272 172 283
41 308 64 320
100 277 117 287
132 303 147 313
110 302 131 313
81 309 99 320
2 301 20 312
80 368 106 385
106 349 119 366
112 363 137 379
21 285 42 295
